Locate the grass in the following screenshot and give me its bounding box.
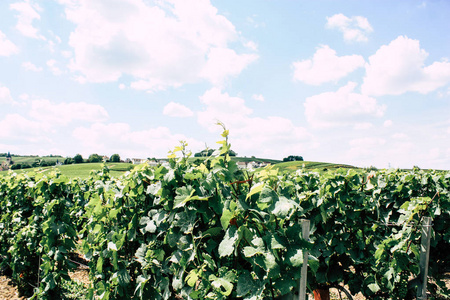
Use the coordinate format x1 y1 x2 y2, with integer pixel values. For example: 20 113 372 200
189 156 283 164
1 156 359 179
1 162 135 179
272 160 356 172
0 155 65 164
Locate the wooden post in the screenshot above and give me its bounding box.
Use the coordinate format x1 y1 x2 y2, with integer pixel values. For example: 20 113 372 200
299 219 310 300
417 217 432 300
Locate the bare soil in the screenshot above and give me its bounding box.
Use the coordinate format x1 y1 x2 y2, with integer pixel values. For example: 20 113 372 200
1 268 449 300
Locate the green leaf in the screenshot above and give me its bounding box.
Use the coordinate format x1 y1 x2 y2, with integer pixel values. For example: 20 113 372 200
203 227 222 237
272 197 298 218
107 241 117 251
174 187 208 208
96 256 104 273
145 220 157 233
218 226 238 257
209 274 234 296
236 270 253 297
368 282 380 293
220 209 233 230
246 183 264 200
287 247 303 267
117 269 131 286
186 269 200 287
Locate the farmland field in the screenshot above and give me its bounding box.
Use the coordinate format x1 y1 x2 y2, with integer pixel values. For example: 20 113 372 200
0 162 135 178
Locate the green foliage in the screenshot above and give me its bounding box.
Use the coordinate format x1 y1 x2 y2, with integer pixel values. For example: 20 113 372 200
64 157 73 164
0 172 80 298
194 149 237 157
73 154 83 164
88 154 102 163
283 155 303 162
1 129 450 299
110 154 120 162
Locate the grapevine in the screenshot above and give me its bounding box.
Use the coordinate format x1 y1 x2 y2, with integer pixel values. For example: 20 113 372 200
0 129 449 299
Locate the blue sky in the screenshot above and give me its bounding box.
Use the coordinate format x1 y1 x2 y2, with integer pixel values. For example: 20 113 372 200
1 0 449 169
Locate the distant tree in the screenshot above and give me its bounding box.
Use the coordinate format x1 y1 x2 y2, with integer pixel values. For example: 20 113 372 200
73 154 83 164
110 153 121 162
194 148 237 157
64 157 73 164
283 155 303 162
194 149 215 157
10 163 21 170
89 154 102 163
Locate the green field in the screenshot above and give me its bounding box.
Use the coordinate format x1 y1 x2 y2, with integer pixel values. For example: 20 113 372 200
1 160 358 179
272 160 356 172
0 155 64 164
1 162 135 178
1 154 359 178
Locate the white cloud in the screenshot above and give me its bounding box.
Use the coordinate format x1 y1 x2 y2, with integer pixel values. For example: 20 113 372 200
244 40 258 51
28 99 109 126
392 133 409 140
354 122 373 130
200 47 258 86
10 0 46 40
0 31 19 56
292 45 365 85
61 0 258 91
22 61 43 72
61 50 72 58
326 13 373 42
362 36 450 96
197 88 314 158
252 94 264 101
304 82 386 128
0 114 51 142
346 137 387 166
163 102 194 117
198 88 253 131
72 122 203 158
0 98 108 153
246 15 265 28
383 120 393 127
0 86 14 104
47 59 63 75
349 137 386 147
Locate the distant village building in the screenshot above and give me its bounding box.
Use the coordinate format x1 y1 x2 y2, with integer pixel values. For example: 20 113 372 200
147 160 158 167
131 158 147 164
237 161 247 169
1 161 9 171
236 161 270 170
1 152 13 171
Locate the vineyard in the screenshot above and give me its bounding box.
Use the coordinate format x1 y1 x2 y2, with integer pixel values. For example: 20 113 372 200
1 129 449 299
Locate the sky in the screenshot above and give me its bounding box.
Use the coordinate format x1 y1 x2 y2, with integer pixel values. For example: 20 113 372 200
0 0 450 169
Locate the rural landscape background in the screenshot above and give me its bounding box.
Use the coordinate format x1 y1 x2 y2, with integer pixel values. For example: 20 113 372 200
1 0 450 170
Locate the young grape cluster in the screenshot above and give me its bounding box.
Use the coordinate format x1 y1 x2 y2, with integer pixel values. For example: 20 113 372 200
393 271 409 300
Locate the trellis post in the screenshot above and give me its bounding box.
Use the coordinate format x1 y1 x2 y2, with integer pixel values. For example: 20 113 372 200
417 217 432 300
299 219 310 300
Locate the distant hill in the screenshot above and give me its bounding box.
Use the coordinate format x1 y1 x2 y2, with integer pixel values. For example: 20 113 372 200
272 160 356 172
1 154 358 178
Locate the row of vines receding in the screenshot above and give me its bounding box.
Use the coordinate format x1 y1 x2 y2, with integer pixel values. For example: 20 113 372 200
1 129 449 299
